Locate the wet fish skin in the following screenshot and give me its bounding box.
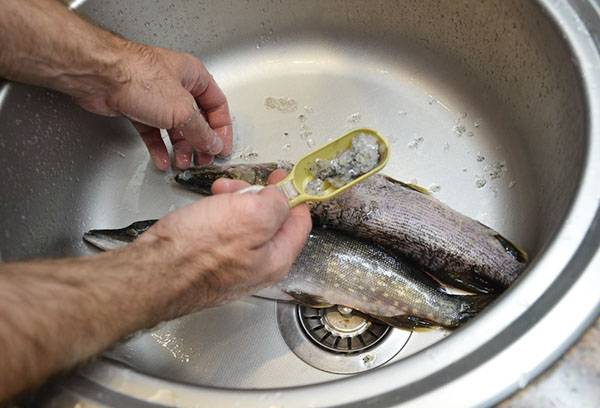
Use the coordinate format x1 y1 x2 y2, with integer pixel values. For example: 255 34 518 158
83 223 492 330
83 220 157 251
174 163 528 293
175 162 291 194
312 175 527 293
258 227 493 330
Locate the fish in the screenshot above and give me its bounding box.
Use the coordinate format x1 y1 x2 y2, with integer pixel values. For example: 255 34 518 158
174 163 528 294
83 223 493 330
83 220 156 250
175 162 291 195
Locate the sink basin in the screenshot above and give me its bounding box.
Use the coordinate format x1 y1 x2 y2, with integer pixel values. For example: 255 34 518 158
1 0 599 406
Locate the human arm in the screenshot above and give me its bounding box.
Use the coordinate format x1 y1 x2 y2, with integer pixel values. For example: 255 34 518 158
0 0 232 168
0 171 311 400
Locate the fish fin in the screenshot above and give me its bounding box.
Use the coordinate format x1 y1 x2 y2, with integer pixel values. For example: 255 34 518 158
382 175 431 195
457 294 496 323
372 314 436 331
253 286 294 302
494 234 528 263
475 221 528 264
285 291 333 308
433 270 504 294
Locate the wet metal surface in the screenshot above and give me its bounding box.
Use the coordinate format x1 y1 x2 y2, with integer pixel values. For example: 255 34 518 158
1 0 599 406
501 317 600 408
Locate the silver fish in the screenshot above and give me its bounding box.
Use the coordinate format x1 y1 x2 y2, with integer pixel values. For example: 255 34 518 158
263 227 493 330
83 220 156 250
174 163 528 294
175 162 291 195
83 223 492 330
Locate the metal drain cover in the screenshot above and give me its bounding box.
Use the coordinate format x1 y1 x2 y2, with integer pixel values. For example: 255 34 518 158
278 302 412 374
299 305 390 353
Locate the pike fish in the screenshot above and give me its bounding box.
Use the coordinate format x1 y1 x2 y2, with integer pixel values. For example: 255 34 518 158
83 223 492 330
175 163 528 293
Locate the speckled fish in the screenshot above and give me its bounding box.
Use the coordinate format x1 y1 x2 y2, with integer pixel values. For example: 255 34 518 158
83 224 492 330
175 162 291 195
175 163 528 293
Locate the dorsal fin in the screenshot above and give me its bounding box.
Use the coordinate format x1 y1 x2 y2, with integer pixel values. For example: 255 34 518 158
382 175 431 195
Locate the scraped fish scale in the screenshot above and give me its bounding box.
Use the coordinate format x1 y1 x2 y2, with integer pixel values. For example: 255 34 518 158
312 175 527 292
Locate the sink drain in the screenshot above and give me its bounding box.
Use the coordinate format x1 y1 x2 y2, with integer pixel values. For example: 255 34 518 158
298 305 390 353
277 302 411 374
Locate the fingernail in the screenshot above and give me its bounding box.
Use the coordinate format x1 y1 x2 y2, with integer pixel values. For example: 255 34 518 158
206 136 224 155
153 156 168 171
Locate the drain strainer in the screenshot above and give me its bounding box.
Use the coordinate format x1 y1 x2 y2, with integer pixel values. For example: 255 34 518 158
298 305 390 353
277 302 412 374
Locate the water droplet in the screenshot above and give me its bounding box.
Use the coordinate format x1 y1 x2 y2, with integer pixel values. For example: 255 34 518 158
475 177 486 188
346 112 361 124
407 136 424 149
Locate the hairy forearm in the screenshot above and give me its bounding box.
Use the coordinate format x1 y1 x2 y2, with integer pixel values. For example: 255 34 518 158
0 239 190 400
0 0 128 98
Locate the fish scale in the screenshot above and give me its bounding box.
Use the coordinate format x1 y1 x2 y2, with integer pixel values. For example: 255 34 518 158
83 223 492 330
175 163 528 293
312 175 526 292
268 227 491 330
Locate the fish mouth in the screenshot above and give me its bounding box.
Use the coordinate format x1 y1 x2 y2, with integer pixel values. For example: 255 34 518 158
83 232 133 251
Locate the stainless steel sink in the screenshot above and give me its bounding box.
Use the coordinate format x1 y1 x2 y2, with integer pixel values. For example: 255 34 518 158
1 0 599 406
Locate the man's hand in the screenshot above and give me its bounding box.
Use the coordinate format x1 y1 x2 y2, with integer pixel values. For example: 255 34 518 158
0 0 232 169
136 169 311 315
76 45 233 169
0 170 310 400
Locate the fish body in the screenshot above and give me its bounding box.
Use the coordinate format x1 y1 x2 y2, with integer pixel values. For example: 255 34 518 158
83 223 491 330
175 162 291 195
174 163 528 293
83 220 156 250
268 227 491 329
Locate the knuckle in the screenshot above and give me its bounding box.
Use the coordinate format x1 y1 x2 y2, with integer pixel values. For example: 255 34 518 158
171 98 196 129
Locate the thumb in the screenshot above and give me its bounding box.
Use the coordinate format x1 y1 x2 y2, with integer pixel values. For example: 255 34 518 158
211 178 250 194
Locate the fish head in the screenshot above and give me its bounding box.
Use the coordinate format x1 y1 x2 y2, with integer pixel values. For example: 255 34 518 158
175 163 282 193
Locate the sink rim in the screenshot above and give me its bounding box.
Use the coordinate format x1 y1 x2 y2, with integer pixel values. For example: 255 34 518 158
31 0 600 406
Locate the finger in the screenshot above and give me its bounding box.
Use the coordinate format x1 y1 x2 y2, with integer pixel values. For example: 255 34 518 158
167 129 194 169
194 152 214 166
190 69 233 157
172 96 224 156
211 178 250 195
131 121 169 171
267 169 289 184
264 169 311 268
267 203 312 266
254 186 291 230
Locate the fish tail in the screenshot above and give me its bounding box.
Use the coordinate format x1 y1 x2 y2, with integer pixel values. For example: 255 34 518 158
457 294 496 323
371 314 436 331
